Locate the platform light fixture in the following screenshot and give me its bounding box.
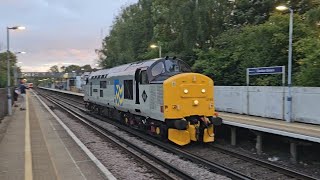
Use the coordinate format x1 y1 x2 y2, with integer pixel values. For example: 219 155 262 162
6 25 26 115
150 42 162 58
276 5 294 122
276 5 288 11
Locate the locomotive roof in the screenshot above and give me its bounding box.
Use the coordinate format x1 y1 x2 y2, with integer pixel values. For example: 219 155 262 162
89 58 161 78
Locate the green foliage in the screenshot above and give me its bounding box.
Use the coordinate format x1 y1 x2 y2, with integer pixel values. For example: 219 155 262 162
0 52 17 88
49 65 59 73
295 38 320 86
99 0 320 86
49 64 92 73
305 7 320 30
195 13 315 86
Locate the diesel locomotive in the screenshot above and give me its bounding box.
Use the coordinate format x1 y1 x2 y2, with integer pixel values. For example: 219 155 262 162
84 57 222 145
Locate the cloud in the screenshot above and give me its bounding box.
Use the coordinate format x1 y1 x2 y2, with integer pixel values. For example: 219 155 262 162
18 48 98 72
0 0 138 72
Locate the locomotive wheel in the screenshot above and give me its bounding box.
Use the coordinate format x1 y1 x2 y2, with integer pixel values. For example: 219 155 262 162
156 127 161 135
124 117 129 126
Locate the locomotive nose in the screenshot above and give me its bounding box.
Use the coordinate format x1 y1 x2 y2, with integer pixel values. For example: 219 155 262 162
163 73 215 119
163 73 219 145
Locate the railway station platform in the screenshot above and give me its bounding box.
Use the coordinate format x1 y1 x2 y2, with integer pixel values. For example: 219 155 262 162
219 112 320 163
39 87 320 162
0 90 113 180
220 112 320 144
39 87 320 143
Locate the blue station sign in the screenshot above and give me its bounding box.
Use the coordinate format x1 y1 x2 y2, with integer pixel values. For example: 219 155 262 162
248 66 284 75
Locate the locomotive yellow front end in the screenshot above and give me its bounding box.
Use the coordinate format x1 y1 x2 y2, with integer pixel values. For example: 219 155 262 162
163 73 222 146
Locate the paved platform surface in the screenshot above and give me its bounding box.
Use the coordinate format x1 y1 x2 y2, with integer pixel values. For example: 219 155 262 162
220 112 320 143
0 91 107 180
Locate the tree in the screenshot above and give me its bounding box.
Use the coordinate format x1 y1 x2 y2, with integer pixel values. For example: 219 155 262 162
194 13 312 86
0 52 17 88
49 65 59 73
81 65 92 72
305 7 320 30
295 38 320 86
63 65 81 73
97 0 320 86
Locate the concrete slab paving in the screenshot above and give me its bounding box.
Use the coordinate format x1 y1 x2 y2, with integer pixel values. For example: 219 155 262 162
0 91 109 180
0 105 25 180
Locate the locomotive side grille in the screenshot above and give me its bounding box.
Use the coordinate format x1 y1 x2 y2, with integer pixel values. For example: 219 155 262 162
150 85 163 110
156 85 163 105
150 86 156 109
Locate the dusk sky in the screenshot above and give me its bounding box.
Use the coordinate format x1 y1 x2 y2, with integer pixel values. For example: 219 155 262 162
0 0 138 72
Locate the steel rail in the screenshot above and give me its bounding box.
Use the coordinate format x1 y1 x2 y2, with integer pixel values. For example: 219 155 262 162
41 88 316 180
37 89 252 180
209 144 317 180
36 89 194 180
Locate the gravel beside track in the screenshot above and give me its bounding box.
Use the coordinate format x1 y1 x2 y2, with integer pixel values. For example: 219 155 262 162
41 96 164 180
39 88 317 180
184 145 295 180
37 89 230 180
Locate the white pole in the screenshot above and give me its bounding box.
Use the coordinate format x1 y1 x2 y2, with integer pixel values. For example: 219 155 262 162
286 9 293 122
6 27 12 116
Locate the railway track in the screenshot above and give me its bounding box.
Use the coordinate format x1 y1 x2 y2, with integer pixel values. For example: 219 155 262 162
37 88 317 180
208 144 316 180
35 89 193 180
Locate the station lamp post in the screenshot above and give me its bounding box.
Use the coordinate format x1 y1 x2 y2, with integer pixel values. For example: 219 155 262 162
276 5 293 122
150 42 162 58
6 26 26 116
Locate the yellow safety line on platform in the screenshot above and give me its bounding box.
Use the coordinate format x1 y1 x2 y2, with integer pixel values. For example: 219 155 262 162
25 92 33 180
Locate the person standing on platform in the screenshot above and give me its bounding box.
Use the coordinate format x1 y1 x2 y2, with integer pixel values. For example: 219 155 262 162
13 86 20 107
19 79 29 111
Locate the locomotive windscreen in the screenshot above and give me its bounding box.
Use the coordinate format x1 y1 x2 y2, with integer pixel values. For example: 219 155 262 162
150 59 191 82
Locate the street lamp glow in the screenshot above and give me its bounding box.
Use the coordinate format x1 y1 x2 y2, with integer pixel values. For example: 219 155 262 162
150 44 158 48
17 26 26 30
15 51 26 54
9 26 26 30
276 5 288 11
150 42 162 58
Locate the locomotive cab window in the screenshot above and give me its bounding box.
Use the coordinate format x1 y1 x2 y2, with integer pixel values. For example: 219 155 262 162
124 80 133 100
151 62 165 76
100 81 107 88
140 70 149 84
165 60 191 73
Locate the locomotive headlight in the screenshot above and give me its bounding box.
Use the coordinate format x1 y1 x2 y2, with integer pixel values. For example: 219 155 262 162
201 89 206 93
193 100 199 105
184 89 189 94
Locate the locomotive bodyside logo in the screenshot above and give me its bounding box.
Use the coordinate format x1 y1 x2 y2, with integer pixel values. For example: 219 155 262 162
114 79 124 106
